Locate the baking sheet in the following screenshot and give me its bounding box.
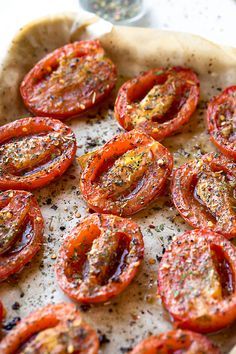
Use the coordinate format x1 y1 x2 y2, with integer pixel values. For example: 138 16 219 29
0 12 236 353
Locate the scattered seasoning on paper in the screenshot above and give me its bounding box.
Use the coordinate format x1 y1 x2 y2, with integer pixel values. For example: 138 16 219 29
81 0 143 22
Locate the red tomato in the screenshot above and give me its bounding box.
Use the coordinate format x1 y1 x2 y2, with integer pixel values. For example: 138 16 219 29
0 117 76 190
158 229 236 333
114 67 200 141
80 129 173 216
207 86 236 160
20 40 117 119
0 190 44 280
171 152 236 239
56 213 144 303
129 329 220 354
0 303 99 354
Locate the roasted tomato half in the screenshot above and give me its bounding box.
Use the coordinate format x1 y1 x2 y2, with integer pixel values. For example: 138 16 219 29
80 129 173 216
171 152 236 239
0 190 44 281
0 117 76 190
114 67 200 141
56 213 144 303
20 40 117 119
158 229 236 333
0 303 99 354
207 86 236 160
129 329 220 354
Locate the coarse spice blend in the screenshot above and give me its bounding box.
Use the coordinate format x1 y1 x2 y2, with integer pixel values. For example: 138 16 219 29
79 0 143 23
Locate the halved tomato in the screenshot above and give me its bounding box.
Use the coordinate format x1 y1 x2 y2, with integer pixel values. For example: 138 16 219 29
0 190 44 280
80 129 173 216
20 40 117 119
56 213 144 303
114 67 200 141
158 229 236 333
0 303 99 354
0 116 76 190
207 86 236 160
171 152 236 239
129 329 220 353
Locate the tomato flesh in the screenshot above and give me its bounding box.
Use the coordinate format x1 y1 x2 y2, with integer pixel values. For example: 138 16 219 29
80 129 173 216
56 213 144 303
207 86 236 160
20 40 117 119
114 67 200 141
0 117 76 190
129 329 220 354
0 190 44 280
171 153 236 238
0 303 99 354
158 229 236 333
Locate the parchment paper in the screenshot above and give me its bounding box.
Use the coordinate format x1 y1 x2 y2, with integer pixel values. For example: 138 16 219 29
0 12 236 353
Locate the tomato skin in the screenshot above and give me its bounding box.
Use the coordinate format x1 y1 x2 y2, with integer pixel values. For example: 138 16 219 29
207 86 236 160
0 190 44 281
80 129 173 216
0 116 76 191
158 229 236 333
0 303 99 354
20 40 117 119
56 213 144 303
129 329 220 354
171 152 236 239
114 67 200 141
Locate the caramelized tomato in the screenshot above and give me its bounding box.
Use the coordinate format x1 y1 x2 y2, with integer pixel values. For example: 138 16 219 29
20 40 117 119
114 67 199 141
207 86 236 160
158 229 236 333
0 303 99 354
171 153 236 239
80 129 173 216
0 117 76 190
129 330 220 354
56 213 144 303
0 190 44 281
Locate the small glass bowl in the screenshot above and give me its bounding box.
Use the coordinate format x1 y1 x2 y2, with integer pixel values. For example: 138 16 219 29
79 0 145 25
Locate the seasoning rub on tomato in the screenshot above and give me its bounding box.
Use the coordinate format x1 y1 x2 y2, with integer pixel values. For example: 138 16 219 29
129 329 220 354
20 40 117 119
0 303 99 354
115 67 199 141
158 229 236 333
80 129 173 216
0 117 76 191
56 213 144 303
171 152 236 239
0 190 44 281
207 86 236 160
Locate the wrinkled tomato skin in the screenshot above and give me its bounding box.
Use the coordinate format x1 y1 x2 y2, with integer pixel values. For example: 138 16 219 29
207 86 236 160
114 66 199 141
158 229 236 333
0 117 76 191
0 303 99 354
0 190 44 281
20 40 117 120
171 153 236 239
129 330 220 354
80 129 173 217
56 213 144 303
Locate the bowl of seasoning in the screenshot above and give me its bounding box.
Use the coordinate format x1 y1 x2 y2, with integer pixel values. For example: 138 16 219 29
79 0 145 25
